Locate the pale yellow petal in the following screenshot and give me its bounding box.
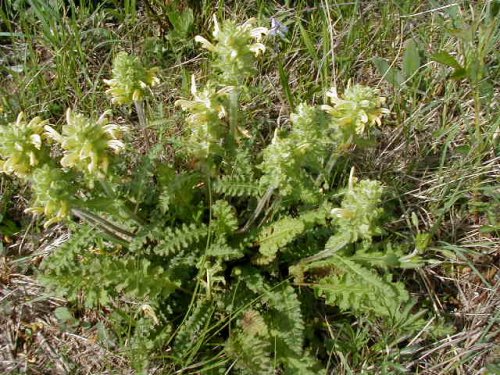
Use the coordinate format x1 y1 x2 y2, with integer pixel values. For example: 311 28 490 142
194 35 215 51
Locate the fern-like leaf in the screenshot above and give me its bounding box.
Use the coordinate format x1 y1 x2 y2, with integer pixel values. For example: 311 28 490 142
265 283 305 357
258 207 329 260
258 216 305 258
111 258 178 300
152 223 208 256
174 299 215 358
41 227 179 307
205 241 244 260
235 268 323 373
314 255 409 317
211 200 238 236
213 175 263 197
225 329 273 374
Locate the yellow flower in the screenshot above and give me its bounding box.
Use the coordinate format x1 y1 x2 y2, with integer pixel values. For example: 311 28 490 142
0 112 49 177
175 76 232 159
194 16 268 84
321 84 390 139
44 109 126 177
104 52 159 105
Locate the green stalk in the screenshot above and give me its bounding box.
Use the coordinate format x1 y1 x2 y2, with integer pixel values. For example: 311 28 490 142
134 99 152 150
298 234 350 265
72 208 134 243
315 151 338 186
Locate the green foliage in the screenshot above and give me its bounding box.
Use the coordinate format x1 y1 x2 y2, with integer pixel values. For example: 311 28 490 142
257 207 329 262
211 200 238 236
1 10 455 373
373 39 422 88
225 325 273 374
174 298 215 358
213 175 263 197
259 103 329 198
224 269 322 374
147 222 208 257
314 255 409 317
430 5 498 89
41 226 178 308
164 4 195 54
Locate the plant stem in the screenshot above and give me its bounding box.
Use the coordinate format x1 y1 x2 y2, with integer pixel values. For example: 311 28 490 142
134 99 147 129
298 234 350 265
72 208 134 243
239 187 275 233
315 151 338 186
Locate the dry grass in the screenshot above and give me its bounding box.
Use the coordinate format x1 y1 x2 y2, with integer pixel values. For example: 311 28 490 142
1 231 130 374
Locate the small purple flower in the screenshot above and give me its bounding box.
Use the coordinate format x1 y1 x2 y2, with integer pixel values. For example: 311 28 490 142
269 17 288 39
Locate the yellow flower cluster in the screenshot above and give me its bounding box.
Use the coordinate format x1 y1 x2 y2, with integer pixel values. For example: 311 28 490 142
104 52 159 105
195 16 268 84
25 165 75 227
1 108 127 226
44 109 126 177
321 84 389 140
0 113 48 177
175 75 232 159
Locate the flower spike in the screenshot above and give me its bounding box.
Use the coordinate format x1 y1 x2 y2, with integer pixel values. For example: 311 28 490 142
45 109 126 177
104 52 159 105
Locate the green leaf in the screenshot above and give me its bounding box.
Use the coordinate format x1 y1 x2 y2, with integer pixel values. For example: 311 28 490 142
402 39 421 78
314 255 409 317
491 1 500 18
449 67 467 80
449 27 474 43
167 8 194 33
455 145 471 154
479 225 500 234
278 59 295 110
54 307 75 323
431 52 463 70
0 32 24 38
372 57 404 87
96 321 116 348
415 233 432 252
299 23 318 62
258 216 305 258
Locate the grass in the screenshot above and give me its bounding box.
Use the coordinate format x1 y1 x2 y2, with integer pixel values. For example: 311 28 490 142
0 0 498 373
